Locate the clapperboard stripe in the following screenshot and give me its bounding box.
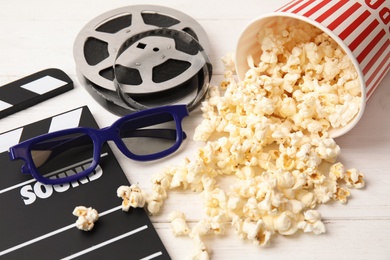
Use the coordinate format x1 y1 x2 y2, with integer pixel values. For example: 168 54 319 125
61 223 149 260
0 68 73 119
49 107 83 133
0 100 13 111
0 127 23 153
20 75 69 95
0 106 170 259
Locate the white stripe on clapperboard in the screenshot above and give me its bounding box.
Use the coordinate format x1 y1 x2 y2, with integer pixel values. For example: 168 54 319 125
20 75 68 95
0 108 83 153
48 107 83 133
61 225 162 260
0 100 13 112
0 128 23 154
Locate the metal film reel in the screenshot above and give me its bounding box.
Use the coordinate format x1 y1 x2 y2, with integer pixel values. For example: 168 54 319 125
114 28 212 111
73 5 212 115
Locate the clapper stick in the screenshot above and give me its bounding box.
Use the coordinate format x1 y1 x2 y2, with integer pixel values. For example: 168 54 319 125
0 68 73 119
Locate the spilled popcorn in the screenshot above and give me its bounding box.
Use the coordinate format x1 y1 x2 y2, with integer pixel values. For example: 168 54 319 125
117 184 146 211
73 206 99 231
118 20 366 259
168 211 190 236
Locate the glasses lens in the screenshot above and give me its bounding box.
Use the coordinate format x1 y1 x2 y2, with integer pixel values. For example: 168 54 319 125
30 132 94 181
119 112 179 156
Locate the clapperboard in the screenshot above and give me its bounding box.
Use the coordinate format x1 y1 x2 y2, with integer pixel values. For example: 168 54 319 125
0 68 73 119
0 106 170 259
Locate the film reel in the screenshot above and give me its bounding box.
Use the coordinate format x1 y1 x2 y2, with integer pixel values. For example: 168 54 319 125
114 28 211 110
73 5 212 115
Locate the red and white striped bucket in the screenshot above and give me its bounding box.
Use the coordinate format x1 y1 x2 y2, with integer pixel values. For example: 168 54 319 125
235 0 390 137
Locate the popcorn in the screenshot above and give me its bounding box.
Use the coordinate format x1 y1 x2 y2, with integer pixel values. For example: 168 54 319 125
190 219 212 238
315 138 340 162
151 172 172 191
329 162 346 181
296 190 317 209
273 211 299 235
117 184 146 211
345 168 365 189
189 214 227 238
297 210 326 235
203 188 227 217
169 165 189 189
145 193 164 215
221 53 236 73
194 119 217 142
329 95 361 128
241 219 272 246
168 211 190 236
335 187 351 204
189 235 210 260
314 180 335 203
73 206 99 231
280 97 297 118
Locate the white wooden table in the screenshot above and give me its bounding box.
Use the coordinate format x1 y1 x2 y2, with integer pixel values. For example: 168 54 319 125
0 1 389 259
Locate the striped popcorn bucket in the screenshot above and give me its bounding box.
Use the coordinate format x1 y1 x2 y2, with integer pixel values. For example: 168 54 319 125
235 0 390 137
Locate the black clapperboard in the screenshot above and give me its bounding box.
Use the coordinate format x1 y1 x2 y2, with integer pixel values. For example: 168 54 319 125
0 106 170 259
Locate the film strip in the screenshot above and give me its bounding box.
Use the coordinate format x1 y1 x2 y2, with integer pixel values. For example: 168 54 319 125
73 5 212 115
0 106 170 259
0 68 73 119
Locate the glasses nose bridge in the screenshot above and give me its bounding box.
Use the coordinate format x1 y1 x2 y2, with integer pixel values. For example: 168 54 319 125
96 125 119 144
